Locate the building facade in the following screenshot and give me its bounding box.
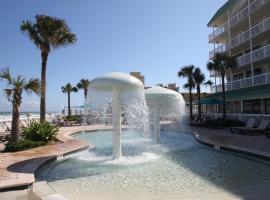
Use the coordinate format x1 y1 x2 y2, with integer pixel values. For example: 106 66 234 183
130 72 145 85
207 0 270 117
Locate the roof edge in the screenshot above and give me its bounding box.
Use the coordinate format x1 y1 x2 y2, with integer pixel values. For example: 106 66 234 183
207 0 237 27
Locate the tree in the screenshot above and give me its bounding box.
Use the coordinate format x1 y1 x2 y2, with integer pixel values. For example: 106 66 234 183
204 80 214 87
21 15 77 122
178 65 195 121
193 68 205 119
61 83 78 116
0 68 40 142
77 79 90 99
207 53 237 120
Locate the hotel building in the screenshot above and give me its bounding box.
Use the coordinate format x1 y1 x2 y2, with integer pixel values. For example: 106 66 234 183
206 0 270 117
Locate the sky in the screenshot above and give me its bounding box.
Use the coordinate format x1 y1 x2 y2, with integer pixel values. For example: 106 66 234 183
0 0 226 112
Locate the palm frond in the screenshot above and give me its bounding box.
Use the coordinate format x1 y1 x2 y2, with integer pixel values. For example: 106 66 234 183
3 89 13 102
204 80 213 86
193 68 205 85
25 78 41 96
0 68 12 84
20 20 42 49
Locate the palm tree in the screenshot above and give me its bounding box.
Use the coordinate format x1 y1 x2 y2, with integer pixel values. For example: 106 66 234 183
204 80 214 87
207 53 237 120
0 68 40 142
21 15 77 122
193 68 205 119
61 83 78 116
178 65 195 121
77 79 90 99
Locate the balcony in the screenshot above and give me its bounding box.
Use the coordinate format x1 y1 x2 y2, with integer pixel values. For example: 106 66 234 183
210 72 270 93
229 5 249 28
209 0 267 42
209 42 229 59
209 16 270 59
209 22 228 41
236 44 270 66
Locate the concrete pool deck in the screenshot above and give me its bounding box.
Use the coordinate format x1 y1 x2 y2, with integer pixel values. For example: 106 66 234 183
185 125 270 160
0 125 112 190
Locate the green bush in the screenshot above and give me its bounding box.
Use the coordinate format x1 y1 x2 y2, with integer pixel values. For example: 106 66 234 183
22 121 59 143
4 139 46 152
64 115 80 121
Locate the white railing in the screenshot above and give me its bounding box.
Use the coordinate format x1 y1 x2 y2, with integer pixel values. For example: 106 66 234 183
236 44 270 66
209 22 228 41
231 29 250 48
250 0 264 13
211 72 270 93
230 6 249 27
210 16 270 59
209 42 229 59
209 0 267 42
251 16 270 37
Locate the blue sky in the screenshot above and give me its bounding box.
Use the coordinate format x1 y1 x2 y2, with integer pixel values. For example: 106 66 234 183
0 0 226 112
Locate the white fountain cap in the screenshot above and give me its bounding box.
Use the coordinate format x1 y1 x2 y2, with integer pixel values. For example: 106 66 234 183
145 86 184 114
145 86 180 101
89 72 144 92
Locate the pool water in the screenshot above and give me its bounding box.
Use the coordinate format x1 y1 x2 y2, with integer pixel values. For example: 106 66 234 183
39 130 270 200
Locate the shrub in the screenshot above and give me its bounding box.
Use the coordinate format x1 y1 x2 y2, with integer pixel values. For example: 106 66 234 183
22 121 59 143
64 115 80 122
4 139 46 152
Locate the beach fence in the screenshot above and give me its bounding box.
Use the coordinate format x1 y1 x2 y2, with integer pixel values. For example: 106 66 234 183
0 114 58 132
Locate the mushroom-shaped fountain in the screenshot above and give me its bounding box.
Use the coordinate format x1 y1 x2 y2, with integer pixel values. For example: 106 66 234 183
145 86 185 144
86 72 144 159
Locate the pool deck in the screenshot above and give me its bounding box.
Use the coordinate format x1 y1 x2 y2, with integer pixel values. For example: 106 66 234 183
0 125 112 190
185 125 270 160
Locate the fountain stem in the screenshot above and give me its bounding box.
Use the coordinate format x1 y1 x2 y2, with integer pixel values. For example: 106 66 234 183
112 88 121 159
153 102 160 144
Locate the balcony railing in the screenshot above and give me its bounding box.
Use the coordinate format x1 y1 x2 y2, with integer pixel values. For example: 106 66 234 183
229 5 249 28
210 72 270 93
209 22 228 41
210 16 270 59
209 0 267 42
209 42 229 59
236 44 270 66
231 29 250 48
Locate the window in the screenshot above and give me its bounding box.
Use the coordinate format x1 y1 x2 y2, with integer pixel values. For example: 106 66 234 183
245 68 261 77
254 68 262 76
265 98 270 114
246 70 251 77
243 99 262 114
233 73 244 80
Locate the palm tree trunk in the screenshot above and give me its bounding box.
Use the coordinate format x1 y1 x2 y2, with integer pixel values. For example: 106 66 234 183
221 74 226 121
11 101 20 143
84 89 87 99
68 92 71 116
197 85 201 119
40 51 48 122
189 87 193 121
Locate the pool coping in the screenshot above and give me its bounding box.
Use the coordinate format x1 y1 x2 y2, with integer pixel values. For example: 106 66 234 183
0 125 113 191
192 131 270 162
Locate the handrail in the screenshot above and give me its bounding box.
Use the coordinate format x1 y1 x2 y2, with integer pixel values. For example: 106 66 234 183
210 72 270 93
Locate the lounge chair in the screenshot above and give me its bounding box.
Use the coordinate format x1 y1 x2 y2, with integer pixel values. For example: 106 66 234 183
20 120 29 129
189 116 199 126
241 119 270 135
0 125 10 143
230 118 255 133
4 121 12 131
